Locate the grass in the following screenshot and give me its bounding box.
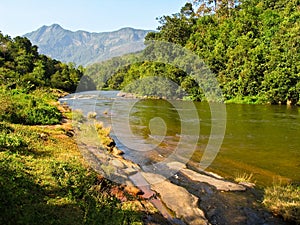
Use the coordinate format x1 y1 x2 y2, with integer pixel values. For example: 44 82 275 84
263 183 300 224
0 122 144 225
234 172 254 184
0 87 146 225
75 113 114 150
0 88 61 125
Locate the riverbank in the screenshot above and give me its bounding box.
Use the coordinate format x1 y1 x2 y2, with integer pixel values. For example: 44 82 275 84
0 89 172 225
79 112 297 225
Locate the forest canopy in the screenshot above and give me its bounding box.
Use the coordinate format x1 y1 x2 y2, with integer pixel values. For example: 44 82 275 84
86 0 300 105
0 33 84 92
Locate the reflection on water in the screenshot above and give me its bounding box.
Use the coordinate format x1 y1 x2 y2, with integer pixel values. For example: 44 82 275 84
61 91 300 186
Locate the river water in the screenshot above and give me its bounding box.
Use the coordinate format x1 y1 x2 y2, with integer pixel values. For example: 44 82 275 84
60 90 300 187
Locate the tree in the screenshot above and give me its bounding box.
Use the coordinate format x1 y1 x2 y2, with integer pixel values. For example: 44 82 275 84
0 33 83 92
84 0 300 104
145 3 196 46
193 0 240 17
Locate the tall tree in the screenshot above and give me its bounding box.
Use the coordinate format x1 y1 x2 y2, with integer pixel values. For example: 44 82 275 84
145 3 196 46
193 0 240 17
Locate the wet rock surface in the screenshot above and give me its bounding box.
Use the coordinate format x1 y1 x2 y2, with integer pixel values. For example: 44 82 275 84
78 143 288 225
180 168 246 191
169 171 287 225
143 173 210 225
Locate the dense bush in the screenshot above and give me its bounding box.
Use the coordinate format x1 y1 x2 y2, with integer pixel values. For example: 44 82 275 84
0 123 27 150
0 88 61 125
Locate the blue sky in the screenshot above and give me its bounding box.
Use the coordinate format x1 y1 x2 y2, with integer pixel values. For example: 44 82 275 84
0 0 189 37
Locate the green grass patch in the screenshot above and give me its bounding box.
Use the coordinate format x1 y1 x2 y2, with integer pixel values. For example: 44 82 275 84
0 87 61 125
263 184 300 224
0 122 144 225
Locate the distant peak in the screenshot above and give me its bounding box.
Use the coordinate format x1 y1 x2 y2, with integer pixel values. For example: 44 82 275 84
119 27 134 30
48 24 63 29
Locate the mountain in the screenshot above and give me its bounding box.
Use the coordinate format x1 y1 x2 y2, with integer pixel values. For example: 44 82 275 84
24 24 152 66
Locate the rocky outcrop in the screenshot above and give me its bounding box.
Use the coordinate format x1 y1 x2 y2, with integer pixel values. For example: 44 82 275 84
142 173 210 225
78 140 250 224
180 168 246 191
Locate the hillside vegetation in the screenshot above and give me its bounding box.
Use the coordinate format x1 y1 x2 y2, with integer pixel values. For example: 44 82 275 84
86 0 300 105
0 33 84 92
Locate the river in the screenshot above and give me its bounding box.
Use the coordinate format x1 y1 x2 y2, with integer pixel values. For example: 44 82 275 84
60 90 300 187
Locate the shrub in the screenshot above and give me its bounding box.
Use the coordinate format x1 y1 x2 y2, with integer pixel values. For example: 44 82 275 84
24 105 61 125
0 88 61 125
0 123 27 150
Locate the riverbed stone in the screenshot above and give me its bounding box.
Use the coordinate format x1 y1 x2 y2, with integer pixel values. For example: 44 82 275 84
142 173 210 225
166 161 187 171
111 159 125 169
181 168 246 191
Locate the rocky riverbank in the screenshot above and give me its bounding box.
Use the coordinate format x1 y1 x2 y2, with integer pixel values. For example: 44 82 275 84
75 119 288 225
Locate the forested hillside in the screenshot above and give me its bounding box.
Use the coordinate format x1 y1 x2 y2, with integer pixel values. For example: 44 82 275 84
0 33 84 92
87 0 300 105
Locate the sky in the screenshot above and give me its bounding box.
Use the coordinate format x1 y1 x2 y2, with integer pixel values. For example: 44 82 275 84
0 0 189 37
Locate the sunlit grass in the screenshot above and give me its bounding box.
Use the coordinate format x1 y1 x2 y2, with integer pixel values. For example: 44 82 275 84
263 183 300 224
0 93 145 224
234 172 254 184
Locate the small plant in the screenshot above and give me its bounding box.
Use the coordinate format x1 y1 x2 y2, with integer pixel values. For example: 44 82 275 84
0 123 28 151
263 184 300 224
234 172 254 184
72 109 85 123
95 122 115 149
87 111 97 119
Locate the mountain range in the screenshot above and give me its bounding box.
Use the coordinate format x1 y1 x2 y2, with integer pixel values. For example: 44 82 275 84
24 24 152 66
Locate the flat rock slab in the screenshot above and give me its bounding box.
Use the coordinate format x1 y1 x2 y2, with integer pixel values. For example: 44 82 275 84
181 168 246 191
142 173 210 225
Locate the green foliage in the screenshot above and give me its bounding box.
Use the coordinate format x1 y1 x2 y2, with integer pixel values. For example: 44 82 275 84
145 3 196 46
0 123 27 151
84 53 140 90
0 33 84 92
93 0 300 104
0 88 61 125
0 118 144 225
188 0 300 104
106 60 202 99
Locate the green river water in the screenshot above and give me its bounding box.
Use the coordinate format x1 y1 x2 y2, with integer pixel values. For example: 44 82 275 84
62 91 300 187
